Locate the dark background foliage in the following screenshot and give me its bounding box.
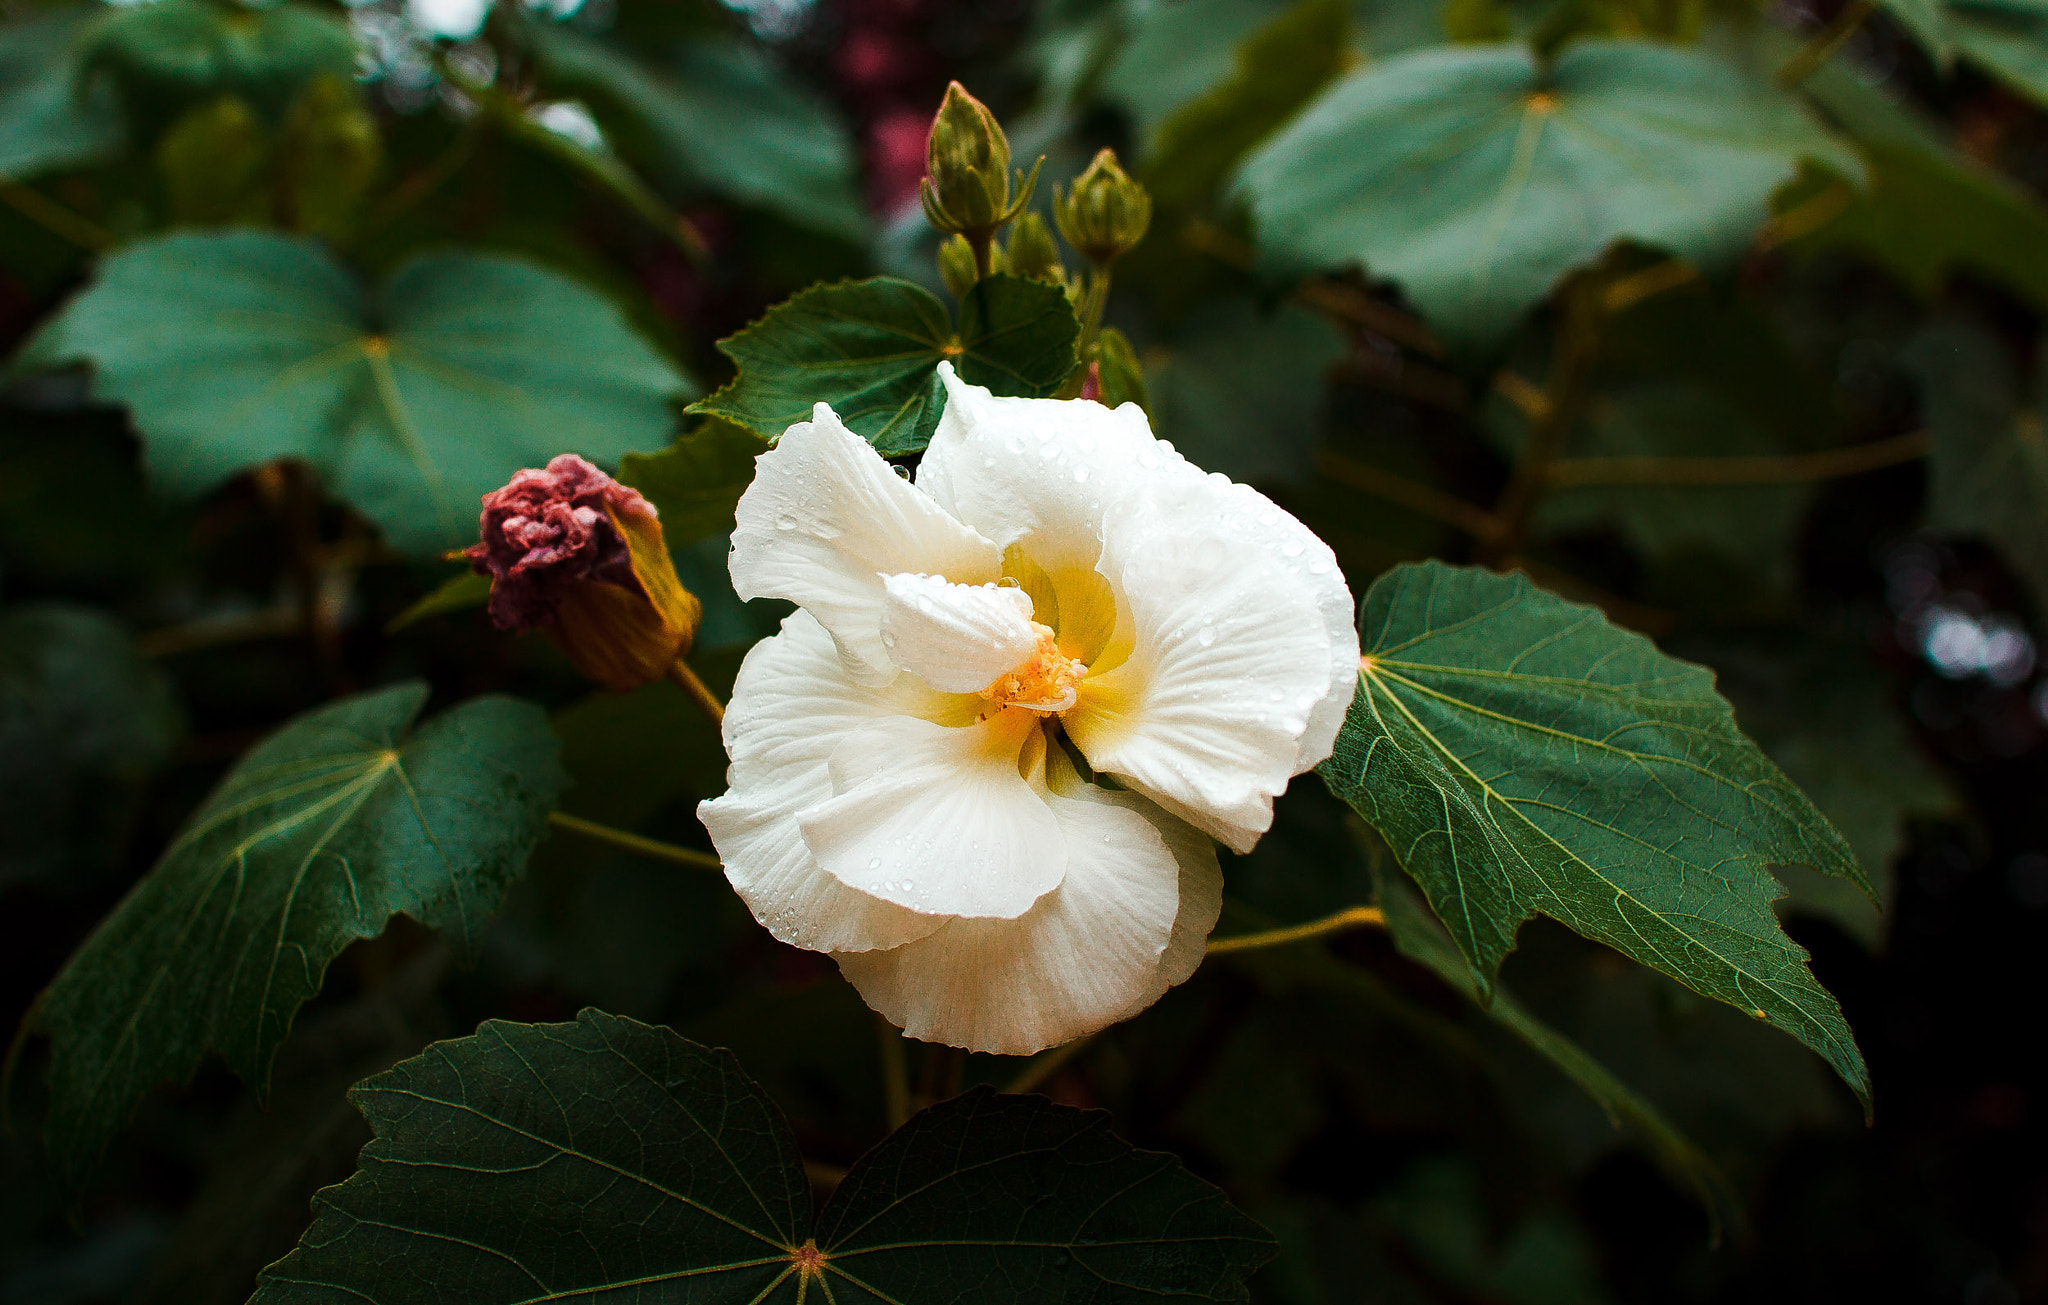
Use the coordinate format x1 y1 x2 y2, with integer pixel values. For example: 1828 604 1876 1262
2 0 2046 1301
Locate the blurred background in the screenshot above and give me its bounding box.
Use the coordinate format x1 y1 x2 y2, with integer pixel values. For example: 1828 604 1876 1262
3 0 2047 1301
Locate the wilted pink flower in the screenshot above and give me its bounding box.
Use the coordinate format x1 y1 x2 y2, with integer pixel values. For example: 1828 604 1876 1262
465 454 701 691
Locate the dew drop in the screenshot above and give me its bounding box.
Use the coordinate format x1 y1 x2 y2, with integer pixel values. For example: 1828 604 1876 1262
867 857 882 870
1072 465 1090 483
892 464 912 480
1280 539 1306 559
775 514 797 531
1197 625 1217 647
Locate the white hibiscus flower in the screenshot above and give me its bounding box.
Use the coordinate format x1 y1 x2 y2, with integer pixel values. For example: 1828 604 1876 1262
698 364 1358 1055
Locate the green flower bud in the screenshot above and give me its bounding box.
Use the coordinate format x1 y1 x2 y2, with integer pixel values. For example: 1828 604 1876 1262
938 233 980 299
1054 148 1152 267
919 81 1041 239
1003 211 1065 283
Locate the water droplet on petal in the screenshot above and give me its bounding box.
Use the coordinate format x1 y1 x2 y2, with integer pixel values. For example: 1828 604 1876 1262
1197 625 1217 647
775 514 797 531
892 464 912 480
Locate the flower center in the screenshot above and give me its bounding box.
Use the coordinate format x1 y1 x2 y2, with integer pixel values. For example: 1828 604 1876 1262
981 621 1086 714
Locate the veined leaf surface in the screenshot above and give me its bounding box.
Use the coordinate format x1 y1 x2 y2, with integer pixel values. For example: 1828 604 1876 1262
22 231 690 556
251 1010 1276 1303
1318 561 1871 1109
29 683 567 1191
691 274 1080 455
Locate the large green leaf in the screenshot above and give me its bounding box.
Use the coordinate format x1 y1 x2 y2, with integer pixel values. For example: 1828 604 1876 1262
1318 561 1871 1108
617 419 767 548
1903 319 2048 615
0 604 182 890
25 683 568 1192
1238 40 1858 345
22 231 691 556
691 274 1081 455
252 1010 1276 1303
531 23 866 241
0 8 122 180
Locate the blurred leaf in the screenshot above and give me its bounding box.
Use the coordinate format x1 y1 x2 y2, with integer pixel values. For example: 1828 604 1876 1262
1142 0 1351 209
0 8 122 181
531 23 865 241
30 683 567 1192
1372 1157 1612 1305
251 1011 1276 1303
1319 561 1872 1108
276 74 381 241
1239 40 1858 345
1375 860 1739 1225
692 274 1080 455
1904 320 2048 616
1101 0 1302 135
85 0 356 131
1149 295 1344 485
23 231 691 556
385 571 490 634
617 419 766 548
0 604 182 890
1094 324 1150 411
1678 628 1958 946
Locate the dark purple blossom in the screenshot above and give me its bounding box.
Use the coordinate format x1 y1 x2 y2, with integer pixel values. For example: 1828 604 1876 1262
464 455 656 633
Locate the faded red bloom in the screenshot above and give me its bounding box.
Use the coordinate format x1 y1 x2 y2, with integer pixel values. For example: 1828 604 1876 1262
465 454 702 692
465 454 653 633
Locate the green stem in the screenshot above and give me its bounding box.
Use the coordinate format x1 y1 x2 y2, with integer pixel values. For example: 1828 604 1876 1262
1205 905 1387 955
1077 266 1110 354
546 811 721 871
1477 275 1604 567
1779 0 1874 88
1004 1034 1095 1095
878 1016 912 1129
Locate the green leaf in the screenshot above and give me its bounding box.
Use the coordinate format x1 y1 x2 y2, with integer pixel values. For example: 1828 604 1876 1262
1142 0 1352 208
691 274 1081 455
0 8 122 181
1373 857 1741 1226
1238 40 1859 345
23 231 691 557
1318 561 1872 1109
384 571 491 634
1100 0 1304 136
85 0 357 127
1903 318 2048 616
1148 295 1345 485
1094 325 1151 412
27 683 568 1192
1793 66 2048 311
251 1010 1277 1303
617 418 768 548
0 603 183 890
531 23 867 241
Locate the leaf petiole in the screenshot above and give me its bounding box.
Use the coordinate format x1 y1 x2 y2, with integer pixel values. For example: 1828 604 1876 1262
1204 905 1387 955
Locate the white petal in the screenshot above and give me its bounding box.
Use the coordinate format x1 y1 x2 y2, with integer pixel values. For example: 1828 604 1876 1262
918 363 1190 561
697 610 959 953
835 779 1217 1055
1065 510 1336 854
729 402 1000 684
878 572 1039 693
799 709 1063 918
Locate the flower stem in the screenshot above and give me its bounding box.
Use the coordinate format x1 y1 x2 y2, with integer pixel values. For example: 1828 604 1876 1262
1205 905 1387 955
667 657 726 727
545 811 721 871
878 1016 912 1129
1477 274 1605 567
1545 430 1930 487
1004 1033 1095 1095
1778 0 1873 88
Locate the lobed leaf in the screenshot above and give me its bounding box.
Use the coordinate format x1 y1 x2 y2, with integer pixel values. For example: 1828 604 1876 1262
1238 40 1859 345
1318 561 1872 1109
251 1010 1276 1303
20 231 691 556
0 8 122 180
26 683 568 1192
692 274 1080 455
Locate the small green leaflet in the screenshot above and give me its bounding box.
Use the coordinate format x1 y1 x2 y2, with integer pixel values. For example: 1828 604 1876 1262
251 1011 1276 1303
530 23 867 241
691 274 1081 455
1903 318 2048 616
21 231 691 557
1237 40 1860 345
0 8 121 181
24 683 568 1193
83 0 357 125
1318 562 1872 1110
1371 860 1742 1230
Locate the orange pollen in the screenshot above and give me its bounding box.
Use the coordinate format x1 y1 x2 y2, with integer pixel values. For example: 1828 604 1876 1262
792 1239 826 1274
981 622 1086 715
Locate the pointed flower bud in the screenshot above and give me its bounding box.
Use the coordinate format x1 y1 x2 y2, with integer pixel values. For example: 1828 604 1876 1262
464 454 701 692
919 81 1041 239
1003 210 1065 283
1054 148 1152 267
